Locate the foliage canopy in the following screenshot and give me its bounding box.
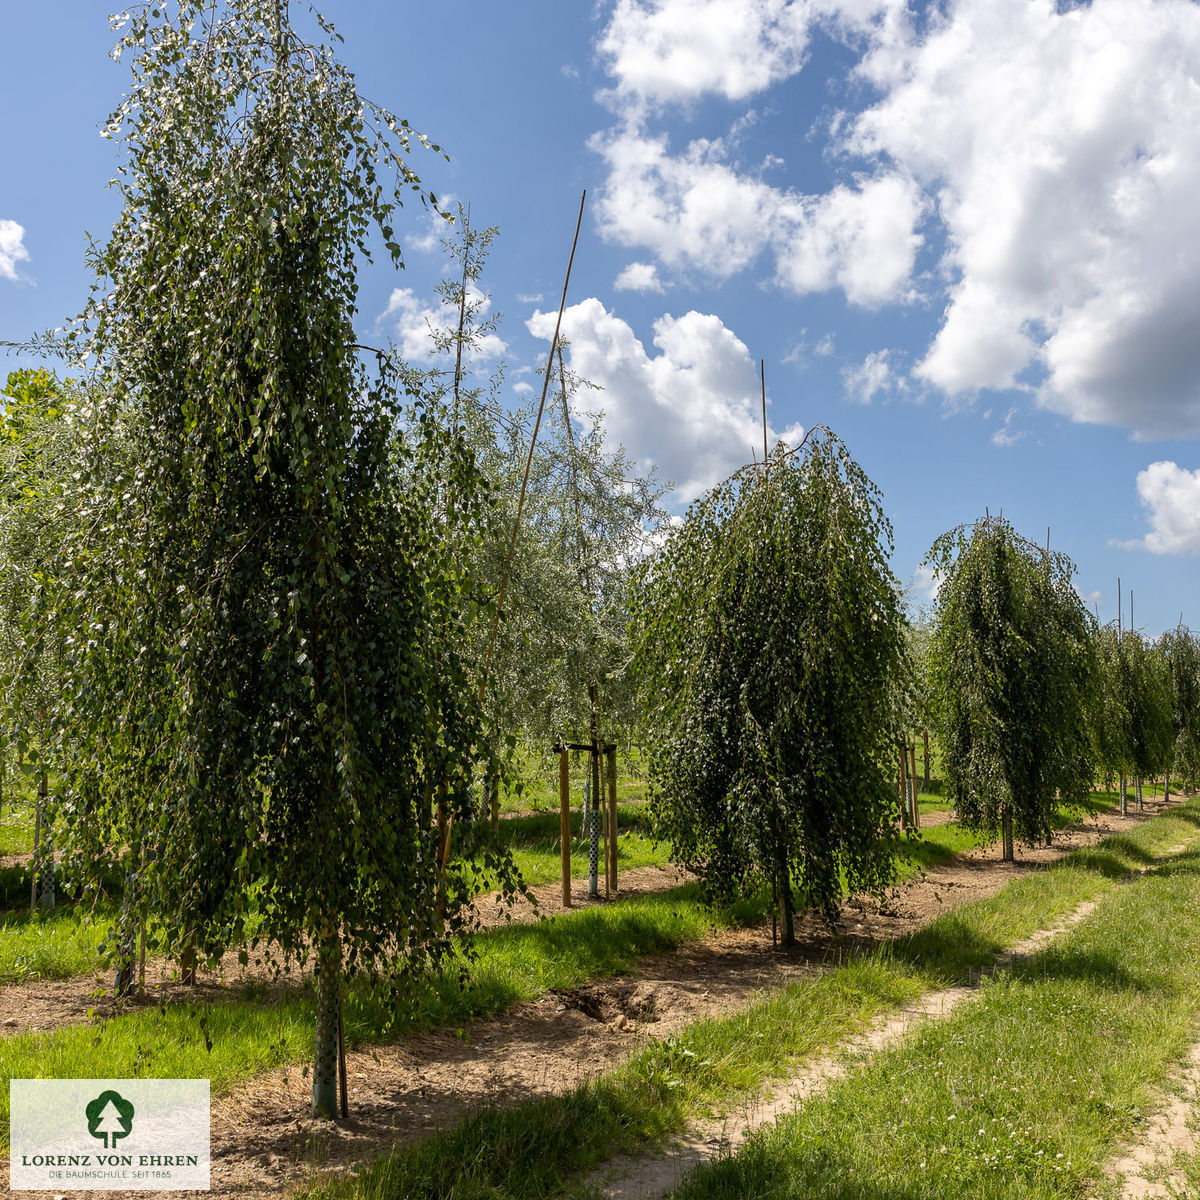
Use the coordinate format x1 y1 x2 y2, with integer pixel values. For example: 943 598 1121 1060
631 431 907 935
926 515 1095 851
44 0 516 1114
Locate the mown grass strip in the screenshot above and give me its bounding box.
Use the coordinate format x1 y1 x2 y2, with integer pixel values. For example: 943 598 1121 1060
671 841 1200 1200
0 885 765 1146
295 800 1200 1200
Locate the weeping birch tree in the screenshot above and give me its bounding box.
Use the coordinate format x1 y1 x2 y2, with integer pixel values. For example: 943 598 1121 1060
926 516 1096 859
1162 624 1200 794
630 432 907 943
52 1 514 1120
0 369 81 907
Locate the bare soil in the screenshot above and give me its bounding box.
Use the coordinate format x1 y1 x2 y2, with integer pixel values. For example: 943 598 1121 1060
0 865 691 1036
0 798 1178 1200
1103 1026 1200 1198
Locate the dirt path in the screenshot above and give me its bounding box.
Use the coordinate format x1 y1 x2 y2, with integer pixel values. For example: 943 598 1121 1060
1104 1028 1200 1198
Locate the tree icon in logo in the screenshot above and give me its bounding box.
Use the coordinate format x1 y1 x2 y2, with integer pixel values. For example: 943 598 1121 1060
85 1090 135 1149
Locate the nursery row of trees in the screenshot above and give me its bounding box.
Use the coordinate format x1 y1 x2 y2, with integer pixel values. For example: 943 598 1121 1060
1 0 1197 1121
633 463 1200 945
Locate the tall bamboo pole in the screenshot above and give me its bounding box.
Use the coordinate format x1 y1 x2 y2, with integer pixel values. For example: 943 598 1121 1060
438 193 588 876
760 360 768 474
478 191 587 696
559 748 571 908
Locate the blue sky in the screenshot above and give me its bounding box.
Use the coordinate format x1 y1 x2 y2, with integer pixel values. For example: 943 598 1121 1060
2 1 1198 634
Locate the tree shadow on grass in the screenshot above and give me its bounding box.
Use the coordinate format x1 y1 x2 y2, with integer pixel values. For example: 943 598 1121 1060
1062 846 1144 879
888 912 1010 982
1139 853 1200 882
1167 809 1200 833
497 805 652 845
1084 833 1157 865
1011 945 1149 993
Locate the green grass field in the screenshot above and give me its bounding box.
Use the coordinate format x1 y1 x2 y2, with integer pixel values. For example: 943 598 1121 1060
0 790 35 858
673 818 1200 1200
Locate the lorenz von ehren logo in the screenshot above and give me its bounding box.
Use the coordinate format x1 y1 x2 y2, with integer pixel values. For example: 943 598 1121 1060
85 1090 135 1150
9 1079 210 1191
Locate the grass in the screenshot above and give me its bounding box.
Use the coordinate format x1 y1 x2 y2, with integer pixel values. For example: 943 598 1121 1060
0 904 118 984
495 803 667 886
672 839 1200 1199
294 798 1200 1200
0 784 1122 988
0 883 769 1147
496 749 649 815
0 788 35 858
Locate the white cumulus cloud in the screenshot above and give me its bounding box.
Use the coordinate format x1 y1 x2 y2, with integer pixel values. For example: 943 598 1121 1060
0 219 31 282
597 0 814 110
527 298 803 502
591 124 923 304
1131 460 1200 555
614 261 666 293
378 286 507 363
849 0 1200 435
592 0 1200 437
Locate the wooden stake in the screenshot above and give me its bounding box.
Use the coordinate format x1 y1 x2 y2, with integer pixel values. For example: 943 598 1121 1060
909 744 920 829
590 743 603 900
338 990 348 1119
606 746 618 894
898 742 909 828
559 748 571 908
30 802 41 913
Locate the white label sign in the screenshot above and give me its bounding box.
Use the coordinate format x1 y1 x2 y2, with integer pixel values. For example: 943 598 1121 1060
10 1079 210 1191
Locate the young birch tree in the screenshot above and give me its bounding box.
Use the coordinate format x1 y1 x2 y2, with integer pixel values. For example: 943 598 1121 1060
631 432 907 943
926 515 1095 859
53 1 513 1119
